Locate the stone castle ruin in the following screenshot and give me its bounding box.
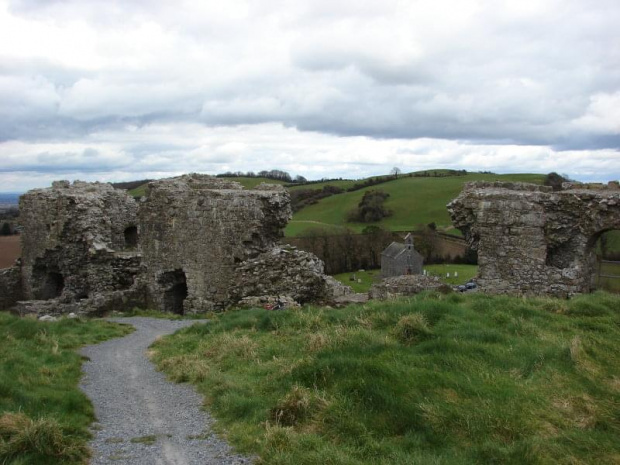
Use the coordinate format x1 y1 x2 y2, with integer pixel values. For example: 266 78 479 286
448 181 620 297
1 174 349 315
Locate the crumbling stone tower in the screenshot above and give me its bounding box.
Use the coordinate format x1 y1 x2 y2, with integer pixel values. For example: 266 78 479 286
448 181 620 296
19 181 141 302
139 174 292 312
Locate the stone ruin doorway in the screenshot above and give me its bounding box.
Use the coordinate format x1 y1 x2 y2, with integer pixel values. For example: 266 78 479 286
124 226 138 249
159 269 188 314
590 230 620 293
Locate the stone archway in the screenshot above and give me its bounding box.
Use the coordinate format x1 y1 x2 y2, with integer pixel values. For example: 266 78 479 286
448 181 620 296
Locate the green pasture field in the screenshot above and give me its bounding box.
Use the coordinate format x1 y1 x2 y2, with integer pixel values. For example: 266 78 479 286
0 313 132 464
128 184 148 197
287 179 360 192
285 172 545 237
219 177 288 189
152 291 620 464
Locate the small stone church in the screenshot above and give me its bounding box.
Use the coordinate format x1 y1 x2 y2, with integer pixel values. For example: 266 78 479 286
381 233 424 278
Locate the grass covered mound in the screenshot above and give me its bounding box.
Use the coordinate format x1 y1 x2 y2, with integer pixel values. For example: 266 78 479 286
0 313 133 464
151 292 620 464
286 172 545 236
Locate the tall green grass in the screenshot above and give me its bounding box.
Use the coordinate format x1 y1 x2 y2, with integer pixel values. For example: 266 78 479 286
152 292 620 464
0 313 133 464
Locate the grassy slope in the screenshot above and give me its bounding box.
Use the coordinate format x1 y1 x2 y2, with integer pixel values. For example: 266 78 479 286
0 314 133 464
152 292 620 464
286 173 545 237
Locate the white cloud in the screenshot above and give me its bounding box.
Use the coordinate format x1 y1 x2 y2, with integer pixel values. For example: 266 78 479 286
572 92 620 134
0 0 618 190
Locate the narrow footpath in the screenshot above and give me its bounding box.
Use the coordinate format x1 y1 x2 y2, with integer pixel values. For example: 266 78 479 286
80 317 252 465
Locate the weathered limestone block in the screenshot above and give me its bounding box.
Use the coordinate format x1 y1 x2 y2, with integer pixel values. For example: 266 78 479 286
0 265 23 310
448 182 620 296
369 275 444 300
233 245 352 305
19 180 140 305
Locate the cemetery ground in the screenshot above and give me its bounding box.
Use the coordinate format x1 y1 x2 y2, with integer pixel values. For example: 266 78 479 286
333 264 479 293
2 291 620 464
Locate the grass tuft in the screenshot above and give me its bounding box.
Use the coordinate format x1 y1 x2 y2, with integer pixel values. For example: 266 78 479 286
393 313 432 344
0 412 87 463
269 386 328 427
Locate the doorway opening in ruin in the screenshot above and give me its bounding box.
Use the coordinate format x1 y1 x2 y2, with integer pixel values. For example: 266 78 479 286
124 226 138 249
589 229 620 293
40 272 64 300
160 270 188 314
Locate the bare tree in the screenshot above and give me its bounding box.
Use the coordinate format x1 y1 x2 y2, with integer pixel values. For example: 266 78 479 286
390 167 402 178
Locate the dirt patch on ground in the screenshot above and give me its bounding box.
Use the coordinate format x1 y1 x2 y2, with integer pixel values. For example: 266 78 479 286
0 236 20 269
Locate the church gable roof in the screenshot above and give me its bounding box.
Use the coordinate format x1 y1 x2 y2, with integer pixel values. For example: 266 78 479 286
381 241 408 259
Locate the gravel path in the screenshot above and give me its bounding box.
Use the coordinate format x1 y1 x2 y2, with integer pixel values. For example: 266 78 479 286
80 317 253 465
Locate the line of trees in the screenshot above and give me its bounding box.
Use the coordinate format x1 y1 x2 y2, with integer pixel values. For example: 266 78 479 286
216 170 307 183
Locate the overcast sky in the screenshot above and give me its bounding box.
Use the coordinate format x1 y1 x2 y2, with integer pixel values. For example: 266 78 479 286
0 0 618 191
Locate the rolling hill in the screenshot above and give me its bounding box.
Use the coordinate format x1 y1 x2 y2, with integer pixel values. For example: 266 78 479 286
286 172 545 236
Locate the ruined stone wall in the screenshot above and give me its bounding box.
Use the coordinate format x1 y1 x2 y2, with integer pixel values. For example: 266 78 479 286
139 174 292 312
19 180 141 302
0 265 23 310
448 182 620 296
15 174 349 316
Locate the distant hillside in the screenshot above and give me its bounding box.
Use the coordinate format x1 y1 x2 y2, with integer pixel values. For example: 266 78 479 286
286 172 545 237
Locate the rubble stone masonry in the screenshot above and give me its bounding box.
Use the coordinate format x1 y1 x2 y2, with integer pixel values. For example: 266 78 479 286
8 174 347 315
448 181 620 296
